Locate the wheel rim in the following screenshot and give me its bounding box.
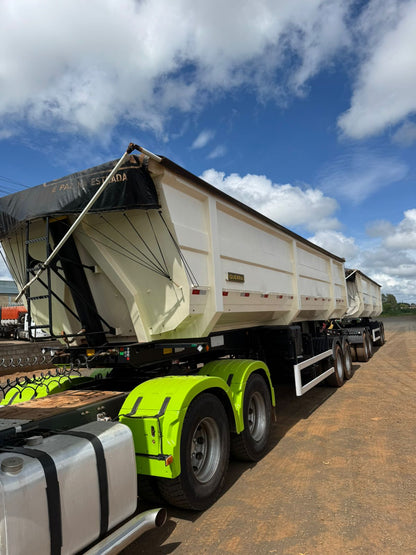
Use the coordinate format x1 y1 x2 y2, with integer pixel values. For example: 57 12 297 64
190 417 221 484
247 391 267 442
335 350 343 379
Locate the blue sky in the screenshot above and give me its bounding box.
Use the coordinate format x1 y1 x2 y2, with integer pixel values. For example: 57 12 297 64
0 0 415 302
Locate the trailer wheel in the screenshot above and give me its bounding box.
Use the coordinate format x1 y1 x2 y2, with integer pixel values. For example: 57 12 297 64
231 373 272 462
326 343 344 387
375 323 385 346
343 341 354 380
356 331 370 362
366 329 373 358
157 393 229 510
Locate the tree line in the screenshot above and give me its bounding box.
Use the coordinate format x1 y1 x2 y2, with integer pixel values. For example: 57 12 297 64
382 293 415 315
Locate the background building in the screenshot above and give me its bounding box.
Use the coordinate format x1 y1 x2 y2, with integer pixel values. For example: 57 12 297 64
0 280 18 306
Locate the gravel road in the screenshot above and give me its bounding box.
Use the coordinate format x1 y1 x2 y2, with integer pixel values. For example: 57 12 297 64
128 315 416 554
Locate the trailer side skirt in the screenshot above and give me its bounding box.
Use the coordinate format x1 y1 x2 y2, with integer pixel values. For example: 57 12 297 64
294 349 334 396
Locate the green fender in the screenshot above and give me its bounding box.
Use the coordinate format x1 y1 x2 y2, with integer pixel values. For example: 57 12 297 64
198 359 276 433
118 360 276 480
118 374 237 479
0 375 90 405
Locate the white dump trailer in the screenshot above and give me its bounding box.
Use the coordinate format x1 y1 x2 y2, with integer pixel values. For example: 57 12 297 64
0 144 384 553
331 268 384 361
1 148 347 345
345 268 382 318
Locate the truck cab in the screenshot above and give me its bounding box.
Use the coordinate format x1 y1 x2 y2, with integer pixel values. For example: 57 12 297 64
16 312 49 341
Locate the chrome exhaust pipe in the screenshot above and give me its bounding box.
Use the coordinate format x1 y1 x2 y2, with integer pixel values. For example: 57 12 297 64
84 508 167 555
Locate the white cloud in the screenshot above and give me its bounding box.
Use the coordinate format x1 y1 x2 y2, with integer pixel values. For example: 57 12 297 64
338 0 416 139
308 230 358 260
383 209 416 250
362 248 416 276
319 150 408 203
0 0 352 138
366 220 395 238
392 121 416 146
0 129 13 140
0 0 413 145
208 145 226 159
191 130 215 149
0 247 11 279
309 209 416 303
287 0 351 94
200 168 340 232
356 210 416 302
369 271 416 303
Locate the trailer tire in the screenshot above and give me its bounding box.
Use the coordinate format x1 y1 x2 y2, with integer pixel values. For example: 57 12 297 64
375 323 385 346
380 323 385 345
366 329 373 358
231 373 272 462
326 343 344 387
157 393 229 510
343 341 354 380
356 331 370 362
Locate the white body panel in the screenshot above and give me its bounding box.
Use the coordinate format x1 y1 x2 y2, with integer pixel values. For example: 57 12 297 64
0 421 137 555
3 157 348 343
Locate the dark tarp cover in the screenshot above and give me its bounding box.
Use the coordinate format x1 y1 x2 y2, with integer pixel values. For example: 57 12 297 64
0 155 160 238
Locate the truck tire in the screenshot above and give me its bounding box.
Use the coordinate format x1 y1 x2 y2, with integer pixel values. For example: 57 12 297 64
380 323 385 345
157 393 229 510
375 323 385 346
366 329 373 358
326 343 344 387
231 373 272 462
356 331 370 362
343 341 354 380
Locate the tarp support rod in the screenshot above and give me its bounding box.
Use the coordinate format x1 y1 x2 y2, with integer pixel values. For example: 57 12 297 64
15 143 140 302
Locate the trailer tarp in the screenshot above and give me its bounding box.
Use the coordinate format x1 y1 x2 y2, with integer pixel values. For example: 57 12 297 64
0 156 159 238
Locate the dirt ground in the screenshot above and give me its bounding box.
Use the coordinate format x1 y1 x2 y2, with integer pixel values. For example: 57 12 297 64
128 316 416 555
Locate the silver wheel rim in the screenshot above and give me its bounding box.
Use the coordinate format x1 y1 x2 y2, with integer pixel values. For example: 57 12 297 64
247 391 267 442
336 351 343 379
190 417 221 484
